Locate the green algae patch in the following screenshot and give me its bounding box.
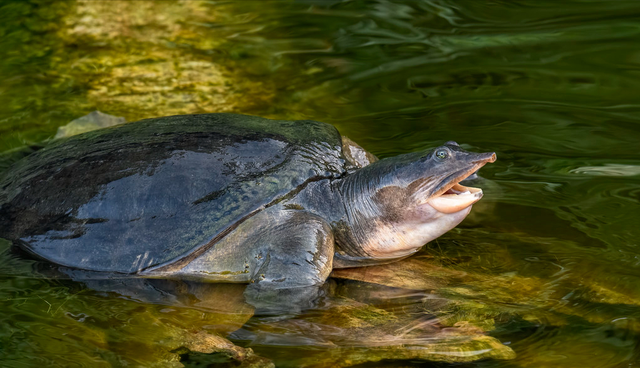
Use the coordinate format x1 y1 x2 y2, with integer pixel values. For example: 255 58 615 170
62 0 279 122
0 0 285 151
245 295 515 367
319 334 516 367
349 304 397 327
331 257 467 291
90 282 272 367
308 299 397 329
286 334 515 368
0 251 268 368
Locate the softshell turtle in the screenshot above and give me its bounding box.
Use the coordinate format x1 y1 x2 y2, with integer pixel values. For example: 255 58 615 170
0 113 495 310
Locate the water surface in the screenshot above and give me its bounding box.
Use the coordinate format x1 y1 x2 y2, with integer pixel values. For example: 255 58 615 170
1 1 639 367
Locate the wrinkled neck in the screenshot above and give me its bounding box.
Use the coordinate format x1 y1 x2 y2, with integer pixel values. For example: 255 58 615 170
333 167 413 264
331 164 471 267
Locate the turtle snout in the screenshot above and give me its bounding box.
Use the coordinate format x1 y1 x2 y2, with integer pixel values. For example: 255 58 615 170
473 152 496 164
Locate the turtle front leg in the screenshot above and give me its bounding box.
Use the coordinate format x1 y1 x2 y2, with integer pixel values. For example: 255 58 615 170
150 208 335 314
243 211 335 314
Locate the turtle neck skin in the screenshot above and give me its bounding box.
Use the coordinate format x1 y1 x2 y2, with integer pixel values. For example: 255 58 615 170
290 143 496 269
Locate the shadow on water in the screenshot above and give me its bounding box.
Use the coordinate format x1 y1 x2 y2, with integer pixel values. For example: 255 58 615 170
1 0 640 367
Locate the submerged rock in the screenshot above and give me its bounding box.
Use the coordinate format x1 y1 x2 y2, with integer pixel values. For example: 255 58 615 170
54 111 126 139
331 256 467 291
239 296 515 367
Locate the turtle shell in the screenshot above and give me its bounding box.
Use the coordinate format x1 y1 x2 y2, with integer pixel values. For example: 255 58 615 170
0 114 347 273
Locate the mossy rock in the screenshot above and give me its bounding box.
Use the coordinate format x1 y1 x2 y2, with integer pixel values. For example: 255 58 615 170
243 295 514 367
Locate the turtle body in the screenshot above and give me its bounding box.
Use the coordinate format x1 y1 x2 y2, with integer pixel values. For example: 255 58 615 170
0 114 348 272
0 113 496 310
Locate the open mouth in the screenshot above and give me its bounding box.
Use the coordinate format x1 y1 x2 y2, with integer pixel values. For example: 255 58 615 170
429 182 484 214
427 152 496 214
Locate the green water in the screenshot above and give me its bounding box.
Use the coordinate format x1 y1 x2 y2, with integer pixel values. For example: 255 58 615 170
1 0 640 367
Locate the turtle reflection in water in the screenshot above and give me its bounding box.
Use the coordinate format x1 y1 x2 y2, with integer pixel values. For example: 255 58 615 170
71 269 514 367
0 113 508 365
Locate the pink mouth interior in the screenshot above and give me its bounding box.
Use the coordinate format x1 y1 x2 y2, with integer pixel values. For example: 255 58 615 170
443 183 482 195
425 153 495 214
428 183 484 214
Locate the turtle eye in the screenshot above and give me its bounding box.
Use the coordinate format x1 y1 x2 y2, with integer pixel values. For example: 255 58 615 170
435 149 449 160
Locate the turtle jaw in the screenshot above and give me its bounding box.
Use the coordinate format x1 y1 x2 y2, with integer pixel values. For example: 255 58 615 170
428 182 484 214
425 152 496 214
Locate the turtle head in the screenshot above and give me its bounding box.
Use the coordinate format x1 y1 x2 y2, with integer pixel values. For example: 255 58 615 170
335 142 496 265
402 141 496 213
